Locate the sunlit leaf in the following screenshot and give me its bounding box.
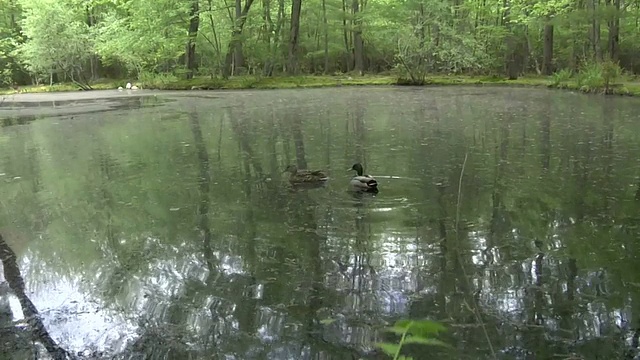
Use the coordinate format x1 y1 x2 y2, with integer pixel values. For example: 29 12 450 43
376 342 400 356
394 319 413 330
386 325 410 335
407 319 447 336
403 336 451 348
388 319 447 337
319 318 336 325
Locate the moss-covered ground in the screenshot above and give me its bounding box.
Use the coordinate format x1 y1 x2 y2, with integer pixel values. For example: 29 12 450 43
2 74 640 96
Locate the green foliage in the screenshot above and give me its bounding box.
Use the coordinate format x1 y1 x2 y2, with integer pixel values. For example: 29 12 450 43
15 0 93 78
577 62 605 90
600 59 623 88
0 40 15 86
376 319 450 360
576 60 622 93
0 0 638 91
238 75 263 88
0 36 23 86
138 71 179 88
92 0 190 75
551 69 572 86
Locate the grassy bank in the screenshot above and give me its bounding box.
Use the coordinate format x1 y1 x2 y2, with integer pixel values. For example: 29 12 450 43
2 74 640 96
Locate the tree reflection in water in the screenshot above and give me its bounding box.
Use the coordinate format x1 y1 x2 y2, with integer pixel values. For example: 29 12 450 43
0 87 639 359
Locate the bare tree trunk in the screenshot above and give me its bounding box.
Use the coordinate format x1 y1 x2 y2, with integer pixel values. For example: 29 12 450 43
591 0 602 61
341 0 351 72
185 0 200 79
503 0 518 79
287 0 302 74
206 0 222 75
606 0 620 61
9 0 16 29
352 0 364 75
542 23 554 75
234 0 246 71
322 0 329 73
261 0 273 75
276 0 285 73
222 0 255 78
86 6 99 80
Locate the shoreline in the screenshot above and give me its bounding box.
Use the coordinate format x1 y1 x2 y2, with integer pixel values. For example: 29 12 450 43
2 75 639 97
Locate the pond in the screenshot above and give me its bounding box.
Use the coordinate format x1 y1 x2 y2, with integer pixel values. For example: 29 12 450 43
1 86 640 359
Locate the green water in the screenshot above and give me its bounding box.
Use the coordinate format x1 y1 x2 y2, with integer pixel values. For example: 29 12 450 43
1 86 640 359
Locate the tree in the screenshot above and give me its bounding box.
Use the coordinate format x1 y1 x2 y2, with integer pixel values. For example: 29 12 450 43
185 0 200 79
0 0 638 84
222 0 255 77
16 0 94 87
287 0 302 74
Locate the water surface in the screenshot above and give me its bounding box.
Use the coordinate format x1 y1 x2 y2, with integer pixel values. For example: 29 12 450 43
1 86 640 359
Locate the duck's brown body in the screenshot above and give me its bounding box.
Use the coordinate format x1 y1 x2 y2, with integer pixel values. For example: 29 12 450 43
285 165 328 183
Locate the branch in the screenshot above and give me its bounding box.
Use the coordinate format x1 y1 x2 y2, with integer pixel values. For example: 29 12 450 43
397 55 416 82
0 234 73 360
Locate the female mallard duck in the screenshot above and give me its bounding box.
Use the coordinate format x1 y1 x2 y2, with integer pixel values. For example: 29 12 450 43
349 163 378 192
284 165 329 184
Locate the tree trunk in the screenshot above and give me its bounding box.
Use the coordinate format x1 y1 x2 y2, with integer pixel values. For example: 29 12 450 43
322 0 329 73
287 0 302 74
591 0 602 61
222 0 255 78
261 0 273 75
341 0 351 72
503 0 518 79
542 23 554 75
86 6 99 80
206 0 222 74
606 0 620 61
276 0 285 73
9 0 17 29
234 0 246 71
352 0 364 75
185 0 200 79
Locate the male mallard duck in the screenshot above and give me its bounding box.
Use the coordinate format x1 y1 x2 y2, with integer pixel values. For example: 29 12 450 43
349 163 378 192
284 165 328 184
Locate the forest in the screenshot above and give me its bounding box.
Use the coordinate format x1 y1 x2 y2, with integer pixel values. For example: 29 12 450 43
0 0 636 88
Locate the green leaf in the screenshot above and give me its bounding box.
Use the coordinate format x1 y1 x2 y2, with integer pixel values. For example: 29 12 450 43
376 342 400 356
387 319 447 337
319 318 336 325
407 319 447 337
397 356 413 360
403 336 452 348
386 325 411 335
394 319 413 330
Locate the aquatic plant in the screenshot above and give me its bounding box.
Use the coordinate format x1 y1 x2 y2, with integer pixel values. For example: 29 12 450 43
376 319 450 360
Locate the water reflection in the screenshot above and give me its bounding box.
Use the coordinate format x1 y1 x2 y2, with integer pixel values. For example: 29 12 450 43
1 87 640 359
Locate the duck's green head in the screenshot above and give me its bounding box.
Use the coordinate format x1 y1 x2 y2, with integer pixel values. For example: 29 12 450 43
349 163 364 176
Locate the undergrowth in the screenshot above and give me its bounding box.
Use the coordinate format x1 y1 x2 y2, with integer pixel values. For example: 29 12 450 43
3 69 640 96
138 72 180 89
551 60 625 94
